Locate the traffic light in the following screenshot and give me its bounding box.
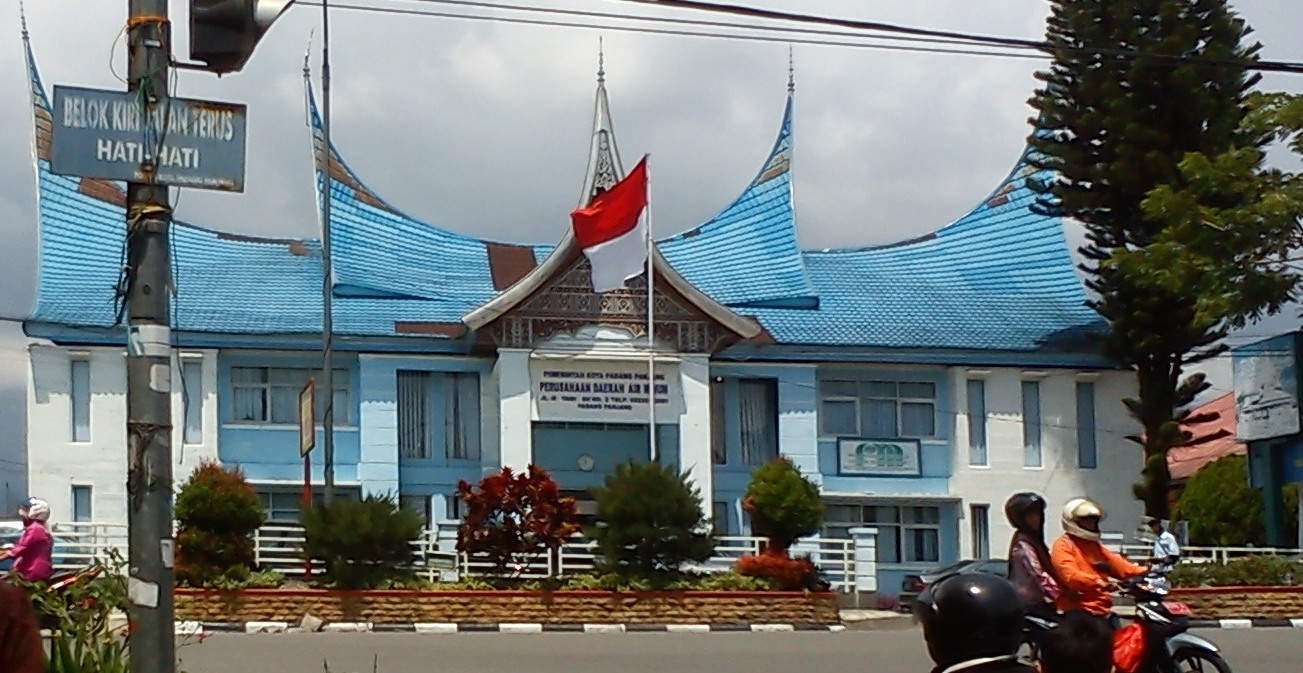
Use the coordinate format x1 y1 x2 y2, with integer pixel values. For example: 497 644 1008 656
190 0 295 75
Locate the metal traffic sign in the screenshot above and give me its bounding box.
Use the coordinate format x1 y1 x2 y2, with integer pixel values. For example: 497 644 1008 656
50 85 248 192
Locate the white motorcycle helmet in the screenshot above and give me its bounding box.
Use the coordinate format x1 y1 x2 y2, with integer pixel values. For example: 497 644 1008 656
1062 497 1105 542
19 497 51 524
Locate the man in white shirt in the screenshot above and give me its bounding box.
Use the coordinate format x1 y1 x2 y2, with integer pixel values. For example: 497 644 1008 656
1145 517 1181 574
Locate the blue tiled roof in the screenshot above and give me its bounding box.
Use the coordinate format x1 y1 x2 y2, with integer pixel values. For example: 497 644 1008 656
741 160 1103 352
23 37 1100 357
658 97 818 309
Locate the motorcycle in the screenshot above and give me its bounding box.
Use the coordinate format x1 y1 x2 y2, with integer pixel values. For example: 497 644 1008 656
1020 573 1232 673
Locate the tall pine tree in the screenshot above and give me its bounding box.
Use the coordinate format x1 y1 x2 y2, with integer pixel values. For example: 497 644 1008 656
1029 1 1300 518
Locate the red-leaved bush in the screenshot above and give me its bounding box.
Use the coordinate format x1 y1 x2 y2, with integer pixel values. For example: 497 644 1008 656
456 465 581 576
735 551 821 591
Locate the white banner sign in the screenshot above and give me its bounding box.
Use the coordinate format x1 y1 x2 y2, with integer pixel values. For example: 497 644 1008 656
531 360 681 424
838 438 922 476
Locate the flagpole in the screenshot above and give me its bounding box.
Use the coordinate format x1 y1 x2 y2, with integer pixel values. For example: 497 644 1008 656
645 155 657 463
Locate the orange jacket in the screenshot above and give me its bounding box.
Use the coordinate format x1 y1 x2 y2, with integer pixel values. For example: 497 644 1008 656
1050 534 1147 616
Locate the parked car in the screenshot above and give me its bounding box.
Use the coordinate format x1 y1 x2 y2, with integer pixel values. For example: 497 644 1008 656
899 558 1009 609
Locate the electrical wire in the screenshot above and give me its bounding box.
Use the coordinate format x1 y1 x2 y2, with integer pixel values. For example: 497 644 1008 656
297 0 1303 75
295 1 1042 61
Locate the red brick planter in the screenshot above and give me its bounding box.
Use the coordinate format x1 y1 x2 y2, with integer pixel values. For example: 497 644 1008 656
173 588 841 625
1170 586 1303 619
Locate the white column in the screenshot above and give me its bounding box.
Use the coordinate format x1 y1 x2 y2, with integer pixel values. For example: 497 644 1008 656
356 356 399 495
850 526 879 593
679 354 713 505
497 348 533 471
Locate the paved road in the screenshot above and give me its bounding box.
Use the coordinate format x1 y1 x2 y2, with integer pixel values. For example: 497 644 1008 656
176 628 1302 673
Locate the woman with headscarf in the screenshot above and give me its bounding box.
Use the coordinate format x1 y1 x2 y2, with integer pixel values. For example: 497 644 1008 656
1004 492 1063 616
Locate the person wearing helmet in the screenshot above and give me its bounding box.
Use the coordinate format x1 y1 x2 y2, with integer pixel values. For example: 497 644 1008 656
0 499 54 584
1049 497 1146 621
1004 492 1062 614
913 572 1037 673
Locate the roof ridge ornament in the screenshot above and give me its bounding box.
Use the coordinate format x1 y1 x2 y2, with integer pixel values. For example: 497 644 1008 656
579 39 624 207
788 45 795 94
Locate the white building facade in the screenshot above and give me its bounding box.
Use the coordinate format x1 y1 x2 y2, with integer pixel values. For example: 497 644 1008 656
17 34 1144 598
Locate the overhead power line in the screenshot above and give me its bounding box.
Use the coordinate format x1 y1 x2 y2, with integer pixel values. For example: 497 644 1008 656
309 0 1303 76
296 0 1041 60
606 0 1303 75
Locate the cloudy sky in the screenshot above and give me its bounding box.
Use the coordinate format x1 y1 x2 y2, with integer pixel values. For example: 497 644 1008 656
0 1 1300 419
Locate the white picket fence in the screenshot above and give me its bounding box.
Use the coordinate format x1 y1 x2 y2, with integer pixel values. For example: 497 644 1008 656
37 521 1298 591
251 523 858 591
1114 543 1301 564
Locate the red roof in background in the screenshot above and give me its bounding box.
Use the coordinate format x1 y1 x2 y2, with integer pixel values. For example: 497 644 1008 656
1169 393 1247 481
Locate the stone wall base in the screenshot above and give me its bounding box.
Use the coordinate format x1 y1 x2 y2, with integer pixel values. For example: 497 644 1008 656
1171 587 1303 619
174 590 842 625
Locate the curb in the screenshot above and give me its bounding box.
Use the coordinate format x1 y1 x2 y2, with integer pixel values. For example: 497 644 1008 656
1189 618 1303 629
171 621 847 635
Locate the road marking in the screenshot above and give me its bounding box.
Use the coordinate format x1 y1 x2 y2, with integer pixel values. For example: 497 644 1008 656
499 623 544 634
1219 619 1252 629
584 624 627 633
666 624 711 633
414 623 458 634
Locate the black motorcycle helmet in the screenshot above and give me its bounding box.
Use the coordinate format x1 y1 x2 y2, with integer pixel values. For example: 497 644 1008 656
1004 491 1047 534
913 572 1025 669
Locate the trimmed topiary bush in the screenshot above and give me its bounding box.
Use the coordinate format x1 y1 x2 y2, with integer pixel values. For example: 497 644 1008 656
174 461 267 587
742 456 824 553
300 492 423 589
590 460 714 583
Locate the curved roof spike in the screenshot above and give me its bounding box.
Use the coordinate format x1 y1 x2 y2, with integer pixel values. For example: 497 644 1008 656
579 48 624 207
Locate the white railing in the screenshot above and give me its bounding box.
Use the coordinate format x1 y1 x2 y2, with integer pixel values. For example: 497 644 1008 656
1114 543 1302 565
249 524 857 591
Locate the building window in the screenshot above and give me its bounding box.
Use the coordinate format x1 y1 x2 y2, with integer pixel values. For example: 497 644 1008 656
1022 380 1042 468
182 360 203 445
739 378 779 465
819 380 937 438
444 372 481 461
823 504 941 564
1076 381 1097 469
258 487 360 522
230 367 351 425
710 378 726 465
397 371 481 462
712 501 731 535
71 485 92 522
70 359 91 442
446 494 464 522
966 379 987 466
400 494 431 528
970 504 990 558
397 371 432 460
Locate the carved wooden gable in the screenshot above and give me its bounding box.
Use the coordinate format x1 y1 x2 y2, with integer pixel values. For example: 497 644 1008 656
484 258 740 353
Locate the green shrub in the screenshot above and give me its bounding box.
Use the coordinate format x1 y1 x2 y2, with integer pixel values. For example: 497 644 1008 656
300 492 423 589
1170 555 1301 587
174 461 267 587
589 460 715 583
1173 455 1299 547
742 457 824 553
17 550 131 673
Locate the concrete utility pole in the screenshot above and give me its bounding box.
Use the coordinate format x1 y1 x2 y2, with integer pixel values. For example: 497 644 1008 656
320 0 336 506
125 0 176 671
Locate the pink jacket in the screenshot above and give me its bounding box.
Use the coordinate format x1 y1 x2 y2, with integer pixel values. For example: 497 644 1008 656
9 525 52 583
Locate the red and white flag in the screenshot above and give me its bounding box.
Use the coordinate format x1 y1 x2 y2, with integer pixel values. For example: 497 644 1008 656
571 157 649 293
